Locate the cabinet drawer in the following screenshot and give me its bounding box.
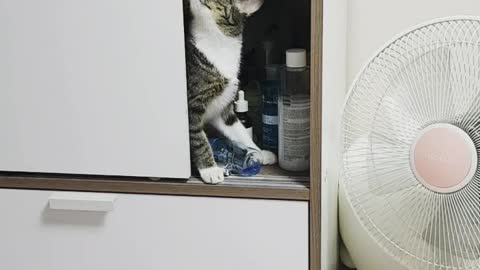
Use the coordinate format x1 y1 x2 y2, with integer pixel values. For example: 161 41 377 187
0 189 308 270
0 0 190 178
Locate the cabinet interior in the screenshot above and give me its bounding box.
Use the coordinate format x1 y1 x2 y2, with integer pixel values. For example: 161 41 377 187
190 0 312 184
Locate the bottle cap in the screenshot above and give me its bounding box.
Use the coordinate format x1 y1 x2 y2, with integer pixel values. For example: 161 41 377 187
235 90 249 113
286 48 307 68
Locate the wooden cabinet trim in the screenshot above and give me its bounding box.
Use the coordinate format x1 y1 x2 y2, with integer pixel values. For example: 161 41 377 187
309 0 323 269
0 174 309 201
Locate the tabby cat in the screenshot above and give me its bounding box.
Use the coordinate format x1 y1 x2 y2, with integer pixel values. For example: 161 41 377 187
184 0 276 184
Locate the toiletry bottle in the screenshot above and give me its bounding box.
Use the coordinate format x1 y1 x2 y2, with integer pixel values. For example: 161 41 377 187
235 90 253 139
243 82 261 143
209 138 262 176
261 65 280 153
278 49 310 171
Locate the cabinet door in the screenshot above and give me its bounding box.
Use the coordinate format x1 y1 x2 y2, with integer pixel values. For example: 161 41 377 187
0 189 309 270
0 0 190 178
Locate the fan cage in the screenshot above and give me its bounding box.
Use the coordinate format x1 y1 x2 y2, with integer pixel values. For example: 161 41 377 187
342 17 480 270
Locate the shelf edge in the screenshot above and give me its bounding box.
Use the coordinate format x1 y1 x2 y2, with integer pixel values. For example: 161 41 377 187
0 174 310 201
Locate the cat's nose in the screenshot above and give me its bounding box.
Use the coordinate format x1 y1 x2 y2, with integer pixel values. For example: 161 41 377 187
235 0 264 16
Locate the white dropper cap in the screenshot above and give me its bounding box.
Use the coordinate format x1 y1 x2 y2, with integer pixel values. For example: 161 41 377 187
286 48 307 68
235 90 249 113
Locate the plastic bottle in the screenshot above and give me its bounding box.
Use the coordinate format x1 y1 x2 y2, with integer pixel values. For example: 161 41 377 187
243 82 261 143
263 40 275 67
261 65 280 153
209 138 262 176
235 90 253 139
278 48 310 171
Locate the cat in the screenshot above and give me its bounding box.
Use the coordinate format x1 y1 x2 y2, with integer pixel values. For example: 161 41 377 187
184 0 277 184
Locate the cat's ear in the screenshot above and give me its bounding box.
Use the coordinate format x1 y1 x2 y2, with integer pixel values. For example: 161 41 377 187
235 0 263 16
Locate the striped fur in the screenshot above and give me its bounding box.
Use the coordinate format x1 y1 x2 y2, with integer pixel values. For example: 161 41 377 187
184 0 268 183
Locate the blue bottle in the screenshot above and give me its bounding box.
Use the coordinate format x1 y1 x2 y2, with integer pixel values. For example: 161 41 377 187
209 138 262 177
261 65 280 153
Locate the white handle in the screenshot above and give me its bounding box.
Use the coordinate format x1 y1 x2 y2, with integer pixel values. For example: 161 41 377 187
49 192 116 212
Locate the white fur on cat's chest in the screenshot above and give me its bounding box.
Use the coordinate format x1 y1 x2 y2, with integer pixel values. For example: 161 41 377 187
194 32 242 121
190 1 243 121
192 23 242 80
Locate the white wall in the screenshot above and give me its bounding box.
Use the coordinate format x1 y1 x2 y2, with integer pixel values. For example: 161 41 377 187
322 0 347 270
347 0 480 86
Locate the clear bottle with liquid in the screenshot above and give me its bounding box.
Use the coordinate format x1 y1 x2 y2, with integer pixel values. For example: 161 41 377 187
209 138 262 177
278 49 310 171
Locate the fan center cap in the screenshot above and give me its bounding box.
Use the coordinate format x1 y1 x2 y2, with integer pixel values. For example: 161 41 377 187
411 123 477 193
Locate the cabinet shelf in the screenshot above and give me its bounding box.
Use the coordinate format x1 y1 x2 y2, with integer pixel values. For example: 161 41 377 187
0 169 309 201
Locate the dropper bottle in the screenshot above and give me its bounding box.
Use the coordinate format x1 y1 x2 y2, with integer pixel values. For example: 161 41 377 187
235 90 253 139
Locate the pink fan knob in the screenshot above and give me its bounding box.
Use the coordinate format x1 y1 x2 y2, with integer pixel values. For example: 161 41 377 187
411 123 477 193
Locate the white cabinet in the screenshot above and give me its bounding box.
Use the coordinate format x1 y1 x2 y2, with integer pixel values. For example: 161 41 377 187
0 0 190 178
0 189 308 270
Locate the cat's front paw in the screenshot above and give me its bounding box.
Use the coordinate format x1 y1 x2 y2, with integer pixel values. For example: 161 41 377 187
199 166 225 184
260 150 277 165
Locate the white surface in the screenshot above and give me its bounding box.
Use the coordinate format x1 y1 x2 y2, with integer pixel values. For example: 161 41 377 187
0 189 309 270
49 192 117 212
347 0 480 86
339 241 355 269
339 137 420 270
339 181 409 270
322 0 348 269
0 0 190 178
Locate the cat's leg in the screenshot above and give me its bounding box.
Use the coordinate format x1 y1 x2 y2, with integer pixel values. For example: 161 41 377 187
210 104 277 165
189 107 224 184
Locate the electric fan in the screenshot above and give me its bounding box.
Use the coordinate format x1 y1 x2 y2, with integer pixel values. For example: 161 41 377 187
339 17 480 270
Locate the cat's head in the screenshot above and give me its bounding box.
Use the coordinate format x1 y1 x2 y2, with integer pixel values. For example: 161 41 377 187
196 0 264 36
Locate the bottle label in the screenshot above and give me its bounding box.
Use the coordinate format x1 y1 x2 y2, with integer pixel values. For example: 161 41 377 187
262 115 278 152
209 138 260 176
261 80 280 153
278 94 310 169
262 115 278 125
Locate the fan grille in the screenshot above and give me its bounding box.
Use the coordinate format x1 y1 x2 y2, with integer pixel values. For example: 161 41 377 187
343 18 480 270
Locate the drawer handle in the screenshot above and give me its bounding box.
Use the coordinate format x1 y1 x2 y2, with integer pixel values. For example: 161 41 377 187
48 192 116 212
